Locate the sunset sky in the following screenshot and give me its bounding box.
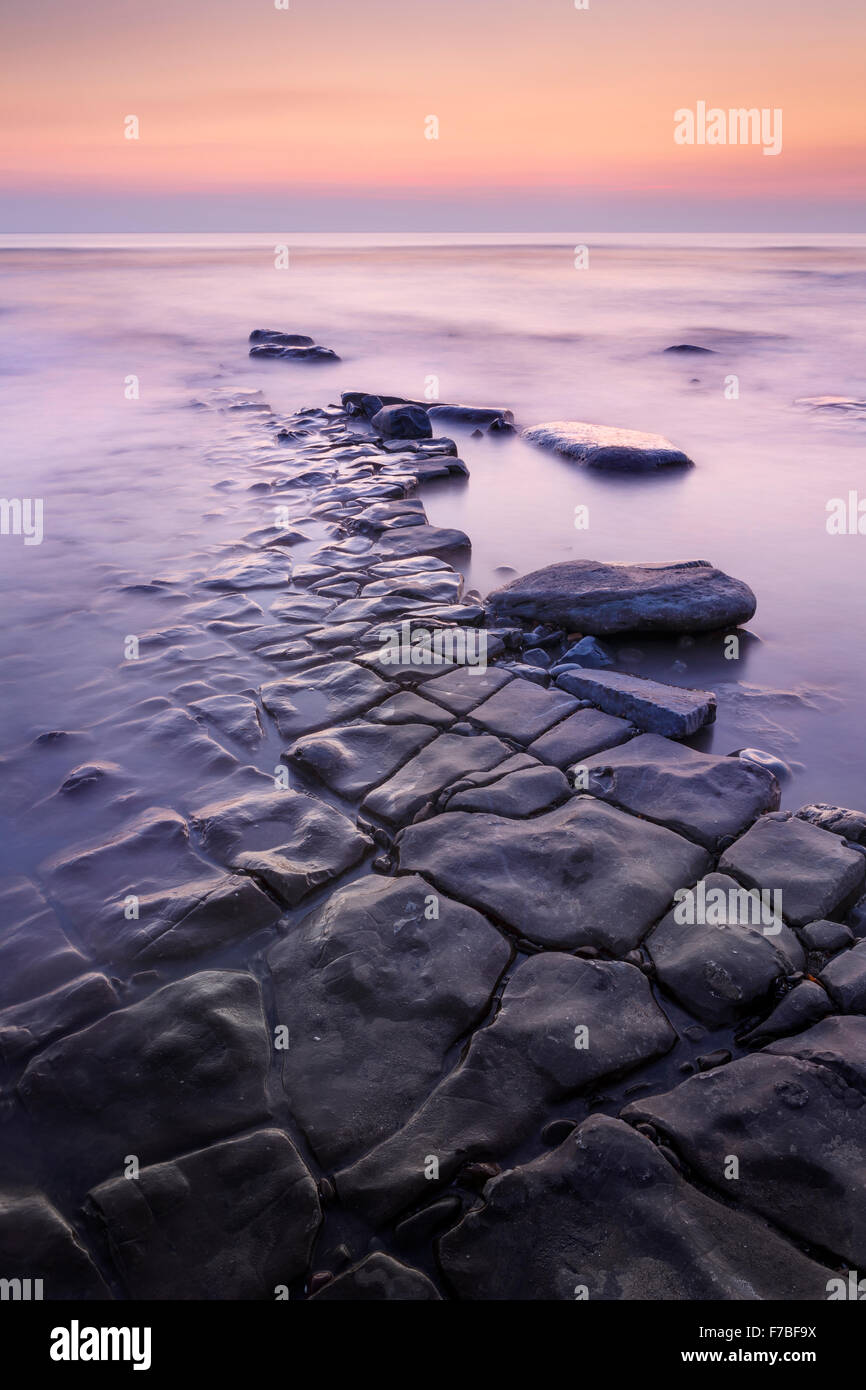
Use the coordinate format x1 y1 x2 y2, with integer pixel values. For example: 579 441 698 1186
2 0 864 230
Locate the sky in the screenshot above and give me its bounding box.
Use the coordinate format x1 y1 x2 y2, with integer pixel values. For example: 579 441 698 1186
1 0 864 231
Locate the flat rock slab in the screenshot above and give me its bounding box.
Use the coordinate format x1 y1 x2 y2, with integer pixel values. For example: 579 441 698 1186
0 973 120 1066
524 420 693 470
361 732 514 827
528 707 635 767
439 1114 829 1300
486 559 756 635
19 972 271 1182
719 814 866 927
261 661 396 738
367 691 454 728
624 1016 866 1267
371 524 471 560
89 1130 320 1299
397 795 710 951
191 788 371 906
557 668 715 738
286 721 438 801
189 694 263 748
0 1191 111 1299
820 941 866 1012
442 762 570 817
467 678 578 744
583 733 780 850
419 665 513 715
335 954 675 1222
646 872 805 1026
310 1253 441 1300
0 878 89 1010
267 874 511 1167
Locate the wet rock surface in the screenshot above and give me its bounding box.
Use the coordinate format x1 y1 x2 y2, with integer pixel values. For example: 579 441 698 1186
486 558 757 634
523 420 694 470
2 375 861 1301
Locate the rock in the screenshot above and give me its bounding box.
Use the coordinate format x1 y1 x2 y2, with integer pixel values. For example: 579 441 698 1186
0 974 120 1065
371 524 471 560
420 665 512 715
362 732 514 827
664 344 716 354
189 694 263 748
370 404 432 440
0 878 89 1010
739 981 832 1046
799 918 854 954
646 872 804 1026
556 669 716 738
191 787 371 906
438 1114 828 1300
733 748 792 781
286 721 438 801
267 874 510 1166
796 802 866 846
625 1017 866 1266
523 422 693 470
0 1191 111 1299
442 762 570 817
466 678 578 744
335 954 675 1222
19 972 271 1182
249 330 315 346
719 814 866 927
367 691 454 728
582 733 780 850
309 1253 441 1300
427 405 514 431
521 647 551 669
198 551 292 590
396 796 710 951
820 942 866 1012
250 343 339 363
395 1196 463 1245
88 1130 320 1299
486 559 756 635
261 661 396 739
559 636 614 668
527 708 635 768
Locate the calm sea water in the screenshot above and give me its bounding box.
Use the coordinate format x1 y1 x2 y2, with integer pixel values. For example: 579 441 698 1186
1 234 865 826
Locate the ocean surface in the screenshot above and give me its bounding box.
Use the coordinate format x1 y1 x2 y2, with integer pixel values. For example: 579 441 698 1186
2 232 866 853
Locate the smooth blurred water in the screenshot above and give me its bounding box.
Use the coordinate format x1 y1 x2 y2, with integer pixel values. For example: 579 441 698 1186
1 236 865 809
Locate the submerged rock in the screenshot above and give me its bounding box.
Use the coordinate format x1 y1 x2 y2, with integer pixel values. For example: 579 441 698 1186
438 1114 828 1300
486 559 756 634
191 787 371 905
523 421 693 470
427 404 514 431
